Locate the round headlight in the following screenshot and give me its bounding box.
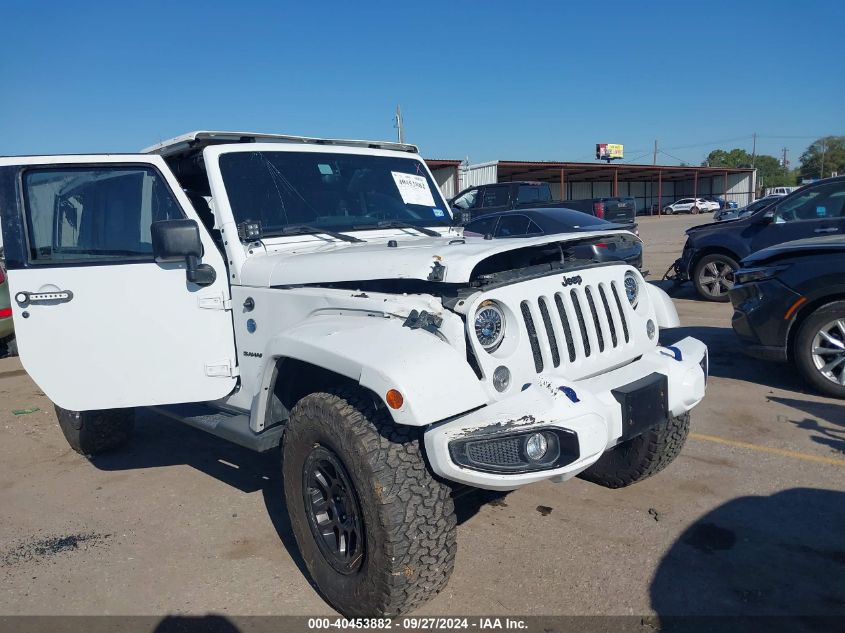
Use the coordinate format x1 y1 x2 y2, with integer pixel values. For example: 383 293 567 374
474 300 505 352
624 271 640 307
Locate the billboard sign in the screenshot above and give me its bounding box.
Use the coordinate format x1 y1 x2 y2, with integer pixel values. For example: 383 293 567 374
596 143 624 161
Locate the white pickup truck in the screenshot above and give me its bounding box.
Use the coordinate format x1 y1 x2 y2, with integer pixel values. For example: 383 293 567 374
0 131 707 616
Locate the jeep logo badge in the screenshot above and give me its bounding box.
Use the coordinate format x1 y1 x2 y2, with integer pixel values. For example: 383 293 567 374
561 275 583 287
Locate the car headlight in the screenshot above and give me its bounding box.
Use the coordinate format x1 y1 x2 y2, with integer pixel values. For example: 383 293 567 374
624 271 640 307
474 300 506 352
734 264 790 285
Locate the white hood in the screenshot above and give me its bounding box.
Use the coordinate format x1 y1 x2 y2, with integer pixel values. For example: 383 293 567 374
238 231 631 287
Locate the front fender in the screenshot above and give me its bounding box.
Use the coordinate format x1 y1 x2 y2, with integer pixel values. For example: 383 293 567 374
264 315 488 426
646 283 681 329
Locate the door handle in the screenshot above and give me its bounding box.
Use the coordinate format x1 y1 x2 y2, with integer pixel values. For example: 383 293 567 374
15 290 74 307
814 227 839 234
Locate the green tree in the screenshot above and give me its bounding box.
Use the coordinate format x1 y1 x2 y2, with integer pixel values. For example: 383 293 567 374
800 136 845 180
703 147 795 187
703 148 752 168
754 154 795 188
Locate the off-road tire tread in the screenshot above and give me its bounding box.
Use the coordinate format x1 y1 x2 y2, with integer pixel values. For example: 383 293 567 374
54 406 135 456
794 300 845 399
579 413 690 488
284 388 457 617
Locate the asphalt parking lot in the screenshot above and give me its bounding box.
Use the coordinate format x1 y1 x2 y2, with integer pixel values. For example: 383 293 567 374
0 213 843 621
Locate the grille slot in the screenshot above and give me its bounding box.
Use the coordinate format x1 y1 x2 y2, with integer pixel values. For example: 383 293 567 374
520 301 544 373
554 293 577 362
570 289 591 357
538 297 560 367
599 284 618 348
610 281 630 343
585 287 605 352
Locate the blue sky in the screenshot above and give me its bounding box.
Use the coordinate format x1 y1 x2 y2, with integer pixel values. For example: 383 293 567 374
1 0 842 166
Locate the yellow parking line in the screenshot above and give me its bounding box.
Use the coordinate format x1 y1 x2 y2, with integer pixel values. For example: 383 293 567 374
689 432 845 467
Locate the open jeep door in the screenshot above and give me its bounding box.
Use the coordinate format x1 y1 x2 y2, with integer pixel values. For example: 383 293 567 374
0 155 238 411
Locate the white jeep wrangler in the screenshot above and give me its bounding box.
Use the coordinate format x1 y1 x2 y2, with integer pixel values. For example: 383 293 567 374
0 132 707 616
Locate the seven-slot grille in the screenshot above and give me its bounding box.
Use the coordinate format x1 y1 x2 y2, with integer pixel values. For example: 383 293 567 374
519 281 631 373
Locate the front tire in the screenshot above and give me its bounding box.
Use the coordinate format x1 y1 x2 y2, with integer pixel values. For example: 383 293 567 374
690 206 700 215
693 253 738 302
54 406 135 456
579 413 690 488
282 388 457 617
663 207 673 215
794 301 845 399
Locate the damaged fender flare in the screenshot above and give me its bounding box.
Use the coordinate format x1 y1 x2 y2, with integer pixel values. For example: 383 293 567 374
254 315 488 427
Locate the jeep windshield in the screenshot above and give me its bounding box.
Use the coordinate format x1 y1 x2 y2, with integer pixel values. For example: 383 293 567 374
219 150 452 236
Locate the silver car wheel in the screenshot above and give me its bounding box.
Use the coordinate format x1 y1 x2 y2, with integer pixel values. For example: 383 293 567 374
698 260 735 297
811 319 845 386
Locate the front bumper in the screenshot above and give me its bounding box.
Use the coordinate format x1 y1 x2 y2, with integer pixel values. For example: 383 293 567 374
729 278 799 362
424 336 707 490
668 242 695 282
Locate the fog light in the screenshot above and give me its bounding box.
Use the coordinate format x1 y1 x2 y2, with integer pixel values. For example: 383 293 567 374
525 433 548 461
492 366 511 392
647 319 656 339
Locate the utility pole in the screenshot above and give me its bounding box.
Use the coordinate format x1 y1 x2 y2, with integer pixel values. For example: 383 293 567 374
781 147 788 170
653 140 658 166
751 132 757 168
394 105 404 144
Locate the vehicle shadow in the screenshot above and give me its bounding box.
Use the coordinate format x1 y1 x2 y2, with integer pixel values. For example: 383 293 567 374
650 488 845 632
768 396 845 456
89 409 310 581
661 325 805 392
86 410 490 588
652 279 715 303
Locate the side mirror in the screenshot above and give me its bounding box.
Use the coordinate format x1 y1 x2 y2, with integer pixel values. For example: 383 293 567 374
759 210 775 224
151 219 216 286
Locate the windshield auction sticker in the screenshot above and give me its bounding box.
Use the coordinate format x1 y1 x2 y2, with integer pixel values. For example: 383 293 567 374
392 171 436 207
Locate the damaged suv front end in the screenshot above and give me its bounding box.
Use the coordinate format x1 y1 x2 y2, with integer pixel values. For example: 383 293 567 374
424 260 706 490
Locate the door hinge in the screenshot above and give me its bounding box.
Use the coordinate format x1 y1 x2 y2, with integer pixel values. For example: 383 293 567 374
205 359 240 378
198 293 232 311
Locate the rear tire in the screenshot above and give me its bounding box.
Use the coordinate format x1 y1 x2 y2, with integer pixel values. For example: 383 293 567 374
690 206 700 215
282 388 457 617
693 253 738 302
54 406 135 456
579 413 690 488
794 301 845 399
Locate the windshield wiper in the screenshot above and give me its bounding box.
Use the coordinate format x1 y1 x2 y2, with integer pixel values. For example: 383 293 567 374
272 225 365 243
353 220 441 237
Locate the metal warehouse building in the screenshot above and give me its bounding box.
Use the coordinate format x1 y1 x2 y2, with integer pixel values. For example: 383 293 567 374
426 159 756 212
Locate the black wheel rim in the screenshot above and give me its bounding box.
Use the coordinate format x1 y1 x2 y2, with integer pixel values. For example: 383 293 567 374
302 446 365 574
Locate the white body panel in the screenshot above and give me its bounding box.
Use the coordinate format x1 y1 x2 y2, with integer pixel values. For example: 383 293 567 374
0 154 237 411
425 337 707 490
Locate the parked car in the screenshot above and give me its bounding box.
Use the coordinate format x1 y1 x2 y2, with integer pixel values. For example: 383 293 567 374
463 208 643 268
662 198 719 214
553 196 638 231
765 186 799 197
669 176 845 301
729 235 845 398
706 196 738 210
450 182 637 229
0 130 707 617
714 195 783 221
0 260 15 356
